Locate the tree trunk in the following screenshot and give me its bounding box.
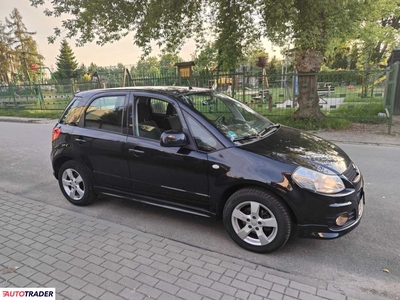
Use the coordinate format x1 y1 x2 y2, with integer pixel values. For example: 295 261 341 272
294 49 325 118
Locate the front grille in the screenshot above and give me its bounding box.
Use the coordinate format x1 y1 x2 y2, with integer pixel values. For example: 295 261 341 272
342 163 360 182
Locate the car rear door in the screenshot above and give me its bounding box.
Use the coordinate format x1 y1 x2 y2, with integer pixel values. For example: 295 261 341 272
71 92 131 193
126 93 210 211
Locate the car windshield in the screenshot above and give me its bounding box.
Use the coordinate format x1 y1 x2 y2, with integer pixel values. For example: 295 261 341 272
179 91 276 142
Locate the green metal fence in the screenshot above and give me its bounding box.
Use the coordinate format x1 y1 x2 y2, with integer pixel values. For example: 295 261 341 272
0 69 388 123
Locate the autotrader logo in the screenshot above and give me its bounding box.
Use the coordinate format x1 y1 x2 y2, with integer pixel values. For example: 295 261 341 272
0 288 55 299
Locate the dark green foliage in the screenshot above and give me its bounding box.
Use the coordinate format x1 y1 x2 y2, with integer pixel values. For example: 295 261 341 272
55 39 78 79
327 102 386 124
0 21 13 83
4 8 43 82
269 115 352 131
22 0 400 117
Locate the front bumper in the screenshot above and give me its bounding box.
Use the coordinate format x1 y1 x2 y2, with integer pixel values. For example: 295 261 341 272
297 181 365 239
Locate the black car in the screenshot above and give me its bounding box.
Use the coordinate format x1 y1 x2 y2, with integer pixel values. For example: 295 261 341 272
51 87 365 253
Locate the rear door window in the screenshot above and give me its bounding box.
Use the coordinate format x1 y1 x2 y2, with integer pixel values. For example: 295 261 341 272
84 95 126 133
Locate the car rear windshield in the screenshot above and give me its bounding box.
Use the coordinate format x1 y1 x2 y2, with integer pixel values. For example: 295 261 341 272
59 96 86 126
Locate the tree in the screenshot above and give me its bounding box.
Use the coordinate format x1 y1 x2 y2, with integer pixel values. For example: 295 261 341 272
6 8 43 81
357 1 400 68
87 62 98 73
348 45 359 70
192 43 219 74
159 53 181 77
267 56 281 84
0 21 13 83
75 63 87 79
131 57 160 77
55 39 78 79
260 1 373 117
31 0 399 117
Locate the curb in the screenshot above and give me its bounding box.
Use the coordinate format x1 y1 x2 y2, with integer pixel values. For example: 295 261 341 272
0 117 57 124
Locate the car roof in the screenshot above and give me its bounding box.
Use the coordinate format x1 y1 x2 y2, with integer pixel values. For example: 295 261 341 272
75 86 213 98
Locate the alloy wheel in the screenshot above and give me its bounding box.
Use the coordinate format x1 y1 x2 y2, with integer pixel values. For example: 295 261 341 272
61 168 85 201
231 201 278 246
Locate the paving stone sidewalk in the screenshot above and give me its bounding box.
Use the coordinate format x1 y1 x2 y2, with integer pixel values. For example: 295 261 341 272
0 190 391 300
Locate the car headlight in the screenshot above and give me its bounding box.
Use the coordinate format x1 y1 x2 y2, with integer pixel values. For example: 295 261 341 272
292 167 345 194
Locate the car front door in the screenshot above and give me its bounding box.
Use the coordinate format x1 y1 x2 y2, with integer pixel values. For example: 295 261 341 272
71 92 131 193
126 93 210 211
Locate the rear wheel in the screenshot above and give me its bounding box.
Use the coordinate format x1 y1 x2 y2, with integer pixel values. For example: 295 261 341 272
58 160 97 206
223 188 292 253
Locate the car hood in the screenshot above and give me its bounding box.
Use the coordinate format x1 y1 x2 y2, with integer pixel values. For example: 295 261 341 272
239 125 351 174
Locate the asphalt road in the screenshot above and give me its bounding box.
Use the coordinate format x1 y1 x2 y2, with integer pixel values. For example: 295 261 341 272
0 121 399 298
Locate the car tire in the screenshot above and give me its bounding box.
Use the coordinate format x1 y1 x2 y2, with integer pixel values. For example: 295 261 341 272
58 160 97 206
223 188 292 253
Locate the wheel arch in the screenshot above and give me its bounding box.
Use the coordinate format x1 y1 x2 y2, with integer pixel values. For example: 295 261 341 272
53 156 73 180
53 155 92 180
216 183 298 225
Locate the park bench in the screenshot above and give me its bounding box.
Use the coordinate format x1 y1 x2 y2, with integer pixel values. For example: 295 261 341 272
317 86 336 104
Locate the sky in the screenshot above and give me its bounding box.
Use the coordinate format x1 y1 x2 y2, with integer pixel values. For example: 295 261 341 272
0 0 281 69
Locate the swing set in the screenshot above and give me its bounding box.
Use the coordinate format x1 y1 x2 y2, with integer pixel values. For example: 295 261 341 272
11 64 58 109
79 68 135 92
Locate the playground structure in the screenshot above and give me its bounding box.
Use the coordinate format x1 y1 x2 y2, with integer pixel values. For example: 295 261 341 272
122 68 135 87
74 68 135 92
9 64 59 109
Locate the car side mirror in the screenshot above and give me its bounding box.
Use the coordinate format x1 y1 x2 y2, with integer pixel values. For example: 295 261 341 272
160 130 187 147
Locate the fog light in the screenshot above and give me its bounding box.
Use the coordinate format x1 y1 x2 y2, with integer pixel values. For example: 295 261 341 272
336 213 349 226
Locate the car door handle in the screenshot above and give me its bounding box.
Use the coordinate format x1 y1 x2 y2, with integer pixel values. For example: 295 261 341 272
129 148 145 155
75 138 86 144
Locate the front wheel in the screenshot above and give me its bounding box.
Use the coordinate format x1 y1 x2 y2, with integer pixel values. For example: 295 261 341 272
223 188 292 253
58 160 97 206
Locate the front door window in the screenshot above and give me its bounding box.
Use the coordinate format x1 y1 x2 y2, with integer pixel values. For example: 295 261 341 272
134 97 182 140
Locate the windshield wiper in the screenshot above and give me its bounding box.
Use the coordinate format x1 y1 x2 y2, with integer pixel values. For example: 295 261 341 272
259 123 280 135
233 134 259 142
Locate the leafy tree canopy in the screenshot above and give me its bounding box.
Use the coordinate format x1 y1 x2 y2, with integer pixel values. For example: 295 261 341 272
131 56 160 77
191 42 219 74
159 53 182 76
30 0 400 117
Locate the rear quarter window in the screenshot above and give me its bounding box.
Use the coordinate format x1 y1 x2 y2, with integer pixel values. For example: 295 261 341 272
60 96 86 125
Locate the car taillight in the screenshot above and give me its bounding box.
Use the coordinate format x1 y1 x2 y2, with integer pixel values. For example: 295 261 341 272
52 127 61 141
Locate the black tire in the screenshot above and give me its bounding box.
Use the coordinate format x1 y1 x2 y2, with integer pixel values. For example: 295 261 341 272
223 188 292 253
58 160 97 206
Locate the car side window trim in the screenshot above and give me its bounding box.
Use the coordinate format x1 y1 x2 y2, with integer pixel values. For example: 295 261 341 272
130 94 183 134
83 93 128 134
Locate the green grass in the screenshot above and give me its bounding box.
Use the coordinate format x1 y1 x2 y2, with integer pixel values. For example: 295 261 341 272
326 102 386 124
0 108 62 119
251 101 386 130
0 98 68 119
269 115 352 131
